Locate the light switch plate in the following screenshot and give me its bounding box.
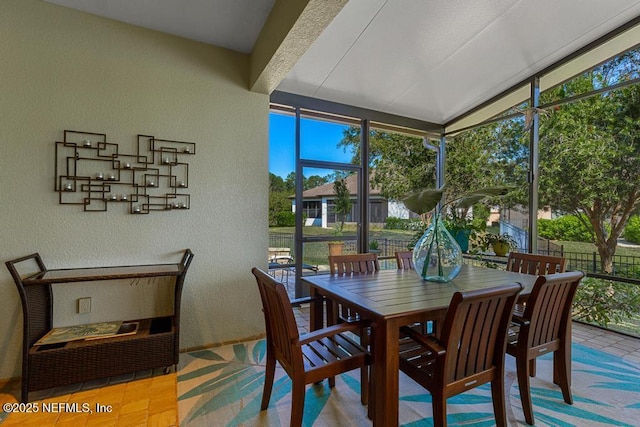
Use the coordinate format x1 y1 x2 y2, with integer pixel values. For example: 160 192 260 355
78 297 91 314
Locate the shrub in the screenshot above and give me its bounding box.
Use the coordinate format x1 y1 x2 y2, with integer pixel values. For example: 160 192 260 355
623 215 640 244
537 214 593 242
573 277 640 326
273 211 295 227
385 216 410 230
555 214 593 242
537 218 558 239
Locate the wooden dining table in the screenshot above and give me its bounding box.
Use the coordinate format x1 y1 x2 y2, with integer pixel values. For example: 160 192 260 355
302 264 540 427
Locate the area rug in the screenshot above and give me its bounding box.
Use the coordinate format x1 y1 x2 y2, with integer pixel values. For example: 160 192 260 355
177 339 640 426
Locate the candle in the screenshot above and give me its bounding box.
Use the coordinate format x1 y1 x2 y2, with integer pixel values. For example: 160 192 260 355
174 203 180 209
179 181 186 187
64 183 73 191
180 203 186 209
83 140 91 147
123 162 131 169
147 179 155 187
110 194 117 200
96 172 104 180
133 206 141 213
162 157 170 164
183 147 190 153
121 194 128 201
108 174 115 180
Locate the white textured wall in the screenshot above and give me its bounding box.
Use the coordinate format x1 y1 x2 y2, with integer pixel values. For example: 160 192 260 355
0 0 268 380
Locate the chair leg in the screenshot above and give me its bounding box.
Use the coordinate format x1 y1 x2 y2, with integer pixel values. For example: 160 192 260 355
516 356 535 425
491 377 508 427
290 379 306 427
553 349 573 404
431 391 448 427
261 349 276 410
529 359 536 377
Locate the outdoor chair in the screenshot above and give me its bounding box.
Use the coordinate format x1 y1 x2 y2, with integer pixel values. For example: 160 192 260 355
251 267 371 426
328 253 379 324
506 271 584 425
507 252 566 275
328 253 380 275
398 283 523 427
327 253 379 392
395 250 414 270
395 250 437 335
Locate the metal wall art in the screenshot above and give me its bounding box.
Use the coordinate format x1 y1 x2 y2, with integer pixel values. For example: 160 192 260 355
55 130 195 214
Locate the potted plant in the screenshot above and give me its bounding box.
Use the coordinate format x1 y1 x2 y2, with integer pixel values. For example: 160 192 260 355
369 240 382 254
328 224 345 256
402 186 514 281
444 213 485 253
328 177 352 256
482 232 518 257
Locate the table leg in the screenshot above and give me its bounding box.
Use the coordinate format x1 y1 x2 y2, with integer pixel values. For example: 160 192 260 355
309 288 324 332
372 319 399 427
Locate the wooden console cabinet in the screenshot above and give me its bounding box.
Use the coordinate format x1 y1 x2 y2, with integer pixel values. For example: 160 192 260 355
5 249 194 402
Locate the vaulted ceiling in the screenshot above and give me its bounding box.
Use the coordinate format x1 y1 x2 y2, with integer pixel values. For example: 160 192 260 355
45 0 640 131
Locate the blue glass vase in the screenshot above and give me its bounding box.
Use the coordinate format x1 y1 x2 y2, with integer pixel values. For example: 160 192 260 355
413 215 463 282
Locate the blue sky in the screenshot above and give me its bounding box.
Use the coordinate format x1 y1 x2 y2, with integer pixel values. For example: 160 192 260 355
268 112 353 178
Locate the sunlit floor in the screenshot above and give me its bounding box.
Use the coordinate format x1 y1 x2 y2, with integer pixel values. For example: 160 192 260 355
2 304 639 426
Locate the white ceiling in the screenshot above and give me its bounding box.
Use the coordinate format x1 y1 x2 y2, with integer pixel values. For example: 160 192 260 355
44 0 640 126
44 0 275 53
279 0 640 125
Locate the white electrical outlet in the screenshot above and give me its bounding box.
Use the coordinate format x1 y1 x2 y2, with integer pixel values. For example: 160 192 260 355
78 297 91 314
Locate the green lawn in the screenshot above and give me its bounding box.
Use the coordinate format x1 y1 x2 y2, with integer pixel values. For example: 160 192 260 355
553 239 640 257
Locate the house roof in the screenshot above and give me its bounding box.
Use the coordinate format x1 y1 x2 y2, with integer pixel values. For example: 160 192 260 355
46 1 640 132
300 174 382 199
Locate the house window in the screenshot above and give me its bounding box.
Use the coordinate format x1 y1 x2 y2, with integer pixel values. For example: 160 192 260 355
302 201 321 218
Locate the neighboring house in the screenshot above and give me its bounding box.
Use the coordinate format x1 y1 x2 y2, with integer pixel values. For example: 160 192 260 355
291 174 411 227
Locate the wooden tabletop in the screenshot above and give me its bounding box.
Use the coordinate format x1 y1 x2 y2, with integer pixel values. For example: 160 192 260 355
302 264 539 427
302 264 537 320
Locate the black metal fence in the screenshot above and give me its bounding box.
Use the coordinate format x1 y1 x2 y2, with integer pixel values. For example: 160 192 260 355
271 231 640 280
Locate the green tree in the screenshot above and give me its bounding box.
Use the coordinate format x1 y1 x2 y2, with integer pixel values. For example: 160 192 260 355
269 173 286 192
338 128 436 199
539 53 640 272
269 191 292 226
333 178 352 232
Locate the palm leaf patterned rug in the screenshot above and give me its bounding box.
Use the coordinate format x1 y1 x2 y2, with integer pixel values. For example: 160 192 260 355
178 339 640 426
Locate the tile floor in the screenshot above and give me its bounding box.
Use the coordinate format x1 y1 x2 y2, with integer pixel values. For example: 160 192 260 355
1 304 638 426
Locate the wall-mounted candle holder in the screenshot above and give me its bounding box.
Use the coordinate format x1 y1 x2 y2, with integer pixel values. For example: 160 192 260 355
55 130 194 214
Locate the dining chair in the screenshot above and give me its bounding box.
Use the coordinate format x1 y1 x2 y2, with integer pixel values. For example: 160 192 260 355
327 253 379 325
251 267 371 426
398 282 523 427
395 250 414 270
506 271 584 425
394 250 438 335
328 253 379 275
506 252 566 275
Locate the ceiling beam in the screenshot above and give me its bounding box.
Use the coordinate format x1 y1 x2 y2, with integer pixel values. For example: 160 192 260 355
249 0 347 94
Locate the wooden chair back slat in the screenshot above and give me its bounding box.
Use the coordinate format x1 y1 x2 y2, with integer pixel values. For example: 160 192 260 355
507 252 566 275
523 272 581 348
442 284 522 384
329 253 379 275
395 251 414 270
